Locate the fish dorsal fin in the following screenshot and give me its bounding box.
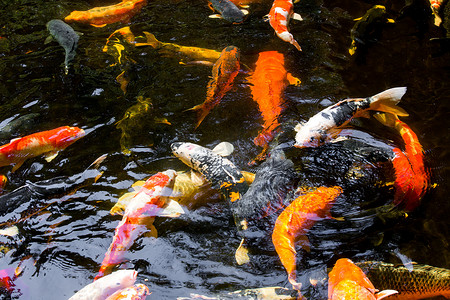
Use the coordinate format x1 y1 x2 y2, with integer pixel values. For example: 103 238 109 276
157 199 185 217
190 170 207 186
239 4 250 8
11 159 26 173
373 112 398 127
296 235 310 252
375 290 398 299
9 137 21 143
353 17 363 21
212 142 234 156
387 18 395 23
240 9 249 15
154 117 171 125
131 181 146 191
209 14 223 19
90 23 107 28
292 13 303 21
294 122 304 132
287 73 301 86
44 151 59 162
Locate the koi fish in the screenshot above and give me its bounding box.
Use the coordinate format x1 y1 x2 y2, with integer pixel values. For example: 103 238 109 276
208 0 249 23
171 142 249 207
0 126 85 172
64 0 147 27
96 170 183 279
115 96 171 155
356 261 450 299
248 51 301 151
267 0 303 51
105 283 150 300
294 87 408 148
272 186 343 291
374 113 428 211
187 46 241 128
349 5 395 55
430 0 444 26
328 259 398 300
69 270 137 300
45 20 79 75
134 32 222 65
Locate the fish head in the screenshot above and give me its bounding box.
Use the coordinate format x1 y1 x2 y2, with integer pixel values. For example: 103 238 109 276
113 269 138 287
294 125 325 148
171 142 201 169
53 126 85 148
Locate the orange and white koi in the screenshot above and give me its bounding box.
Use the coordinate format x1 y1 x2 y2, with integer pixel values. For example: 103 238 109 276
95 170 183 279
374 113 428 211
0 126 85 172
328 259 398 300
69 270 137 300
105 283 150 300
267 0 302 51
65 0 147 28
272 186 343 291
187 46 240 128
429 0 444 26
248 51 300 150
294 87 408 148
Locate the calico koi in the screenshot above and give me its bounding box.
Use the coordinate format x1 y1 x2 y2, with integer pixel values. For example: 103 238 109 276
95 170 182 279
268 0 302 51
294 87 408 148
374 113 428 211
208 0 248 23
187 46 241 128
0 126 85 172
248 51 300 150
329 259 398 300
64 0 147 28
272 186 343 291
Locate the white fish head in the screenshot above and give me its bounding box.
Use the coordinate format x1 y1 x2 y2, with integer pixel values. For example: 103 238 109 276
294 124 325 148
171 142 200 169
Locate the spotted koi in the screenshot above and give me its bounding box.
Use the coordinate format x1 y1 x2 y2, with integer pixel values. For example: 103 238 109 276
208 0 248 23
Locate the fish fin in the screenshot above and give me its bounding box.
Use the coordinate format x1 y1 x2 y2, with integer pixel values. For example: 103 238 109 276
212 142 234 156
87 154 108 170
353 17 363 21
387 18 395 23
286 73 301 86
90 23 107 28
9 137 21 143
292 13 303 21
11 159 26 172
147 224 158 238
190 170 207 186
291 39 302 51
0 226 19 237
373 112 398 128
240 9 249 15
111 192 138 215
369 87 409 117
44 151 59 162
154 117 171 125
44 35 54 44
375 290 398 299
235 238 250 265
296 235 310 252
240 171 255 184
157 199 185 217
209 14 223 19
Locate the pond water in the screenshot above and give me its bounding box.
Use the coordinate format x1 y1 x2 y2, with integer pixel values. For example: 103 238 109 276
0 0 449 299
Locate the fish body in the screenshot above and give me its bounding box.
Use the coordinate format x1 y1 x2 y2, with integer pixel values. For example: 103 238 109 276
374 113 428 211
248 51 301 148
96 170 180 279
0 126 85 172
105 283 150 300
430 0 444 26
329 259 398 300
268 0 302 51
46 20 79 75
188 46 241 128
272 186 343 290
209 0 248 23
69 270 137 300
64 0 147 27
294 87 408 148
356 261 450 300
349 5 395 55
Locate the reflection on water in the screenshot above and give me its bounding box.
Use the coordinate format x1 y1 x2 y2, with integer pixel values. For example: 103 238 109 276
0 0 449 298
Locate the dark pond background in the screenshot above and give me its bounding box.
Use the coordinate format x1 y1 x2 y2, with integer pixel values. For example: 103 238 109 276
0 0 449 299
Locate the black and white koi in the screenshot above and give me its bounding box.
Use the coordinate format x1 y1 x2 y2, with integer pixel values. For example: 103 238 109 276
294 87 409 148
208 0 248 23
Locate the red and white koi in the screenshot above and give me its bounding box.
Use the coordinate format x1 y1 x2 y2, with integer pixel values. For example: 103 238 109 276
0 126 85 172
69 270 137 300
294 87 408 148
267 0 302 51
95 170 182 279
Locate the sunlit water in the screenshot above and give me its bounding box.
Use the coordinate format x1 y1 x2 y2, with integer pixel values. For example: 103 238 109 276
0 0 449 299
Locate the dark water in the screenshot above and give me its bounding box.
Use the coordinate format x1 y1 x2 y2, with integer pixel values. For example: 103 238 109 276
0 0 449 299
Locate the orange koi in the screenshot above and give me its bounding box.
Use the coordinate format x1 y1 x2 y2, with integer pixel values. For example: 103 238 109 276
95 170 183 280
248 51 300 149
105 283 150 299
64 0 147 28
272 186 343 291
0 126 85 172
187 46 240 129
268 0 302 51
328 258 398 300
374 113 428 211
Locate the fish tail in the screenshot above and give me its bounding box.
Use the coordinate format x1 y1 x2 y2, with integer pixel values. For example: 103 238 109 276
185 103 209 129
368 87 409 117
